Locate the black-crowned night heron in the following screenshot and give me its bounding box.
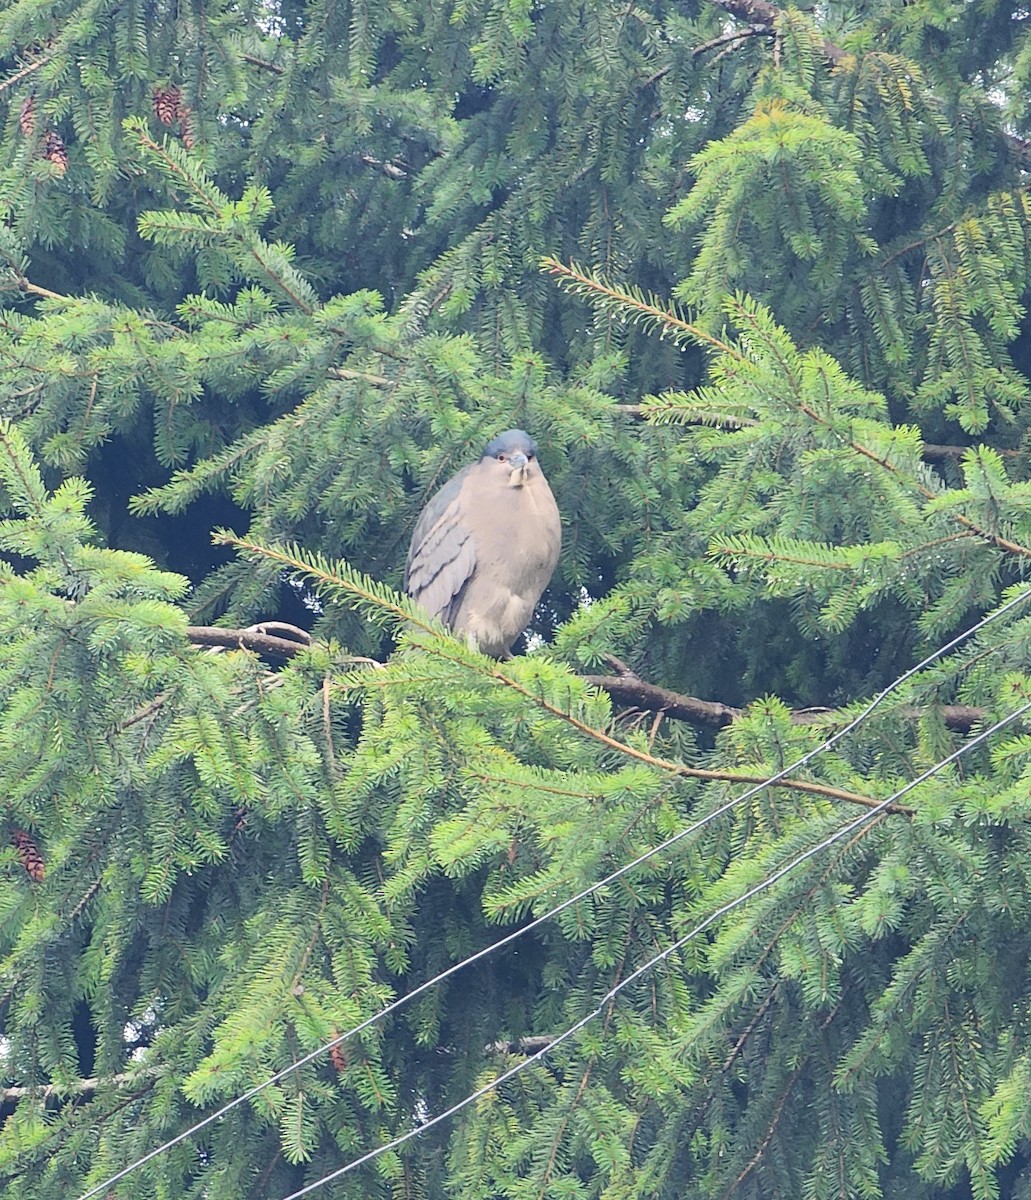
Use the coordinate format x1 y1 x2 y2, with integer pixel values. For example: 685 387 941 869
405 430 561 657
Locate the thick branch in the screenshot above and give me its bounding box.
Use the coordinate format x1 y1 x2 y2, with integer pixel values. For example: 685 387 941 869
240 52 285 74
183 626 986 735
186 624 311 659
585 671 985 735
583 670 806 728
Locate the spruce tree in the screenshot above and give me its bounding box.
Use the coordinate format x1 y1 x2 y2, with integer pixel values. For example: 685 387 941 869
1 0 1031 1197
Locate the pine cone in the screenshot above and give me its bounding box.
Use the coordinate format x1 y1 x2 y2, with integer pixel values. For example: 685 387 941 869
19 94 35 137
152 84 181 127
43 129 67 174
178 104 195 149
328 1036 347 1073
10 830 44 882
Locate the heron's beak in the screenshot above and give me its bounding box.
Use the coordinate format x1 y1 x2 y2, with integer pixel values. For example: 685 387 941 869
507 451 529 485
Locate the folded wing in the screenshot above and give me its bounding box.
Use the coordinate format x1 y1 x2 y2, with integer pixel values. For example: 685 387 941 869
404 468 477 626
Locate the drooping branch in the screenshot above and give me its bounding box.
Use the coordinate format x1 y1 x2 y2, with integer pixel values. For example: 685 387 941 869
0 56 50 95
707 0 1031 169
795 399 1031 559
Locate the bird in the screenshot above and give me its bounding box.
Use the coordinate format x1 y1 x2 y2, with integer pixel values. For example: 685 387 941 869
405 429 561 657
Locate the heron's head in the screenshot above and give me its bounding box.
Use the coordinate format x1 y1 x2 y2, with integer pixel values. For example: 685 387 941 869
483 429 540 487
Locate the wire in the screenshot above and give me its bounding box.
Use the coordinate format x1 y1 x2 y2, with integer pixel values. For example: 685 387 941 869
75 584 1031 1200
277 695 1031 1200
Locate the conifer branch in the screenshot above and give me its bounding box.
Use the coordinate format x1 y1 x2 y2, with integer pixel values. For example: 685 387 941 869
412 643 914 814
13 278 63 302
584 671 985 735
469 772 607 801
131 130 222 216
879 219 964 270
722 983 779 1072
213 535 441 635
132 128 319 314
329 366 392 386
66 879 102 923
359 153 409 180
486 1035 556 1054
289 879 330 992
708 0 1031 169
728 1039 812 1193
694 26 769 57
540 259 743 358
245 243 316 316
611 410 1009 469
797 402 1031 559
543 267 1031 559
708 544 853 571
922 444 978 462
0 56 49 94
181 626 985 739
199 546 910 814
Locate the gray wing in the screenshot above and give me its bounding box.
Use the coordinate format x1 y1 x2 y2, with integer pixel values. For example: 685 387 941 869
404 466 477 626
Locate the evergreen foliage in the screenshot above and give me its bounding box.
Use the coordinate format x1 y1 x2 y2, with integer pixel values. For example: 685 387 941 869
4 0 1031 1196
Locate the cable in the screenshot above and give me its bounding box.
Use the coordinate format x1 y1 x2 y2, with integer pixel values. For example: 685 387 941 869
277 695 1031 1200
76 584 1031 1200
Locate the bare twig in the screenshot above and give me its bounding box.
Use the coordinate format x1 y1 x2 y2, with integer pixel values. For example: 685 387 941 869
0 57 49 95
359 153 409 180
922 444 1020 462
240 52 284 74
486 1035 556 1055
329 366 392 387
0 1070 155 1103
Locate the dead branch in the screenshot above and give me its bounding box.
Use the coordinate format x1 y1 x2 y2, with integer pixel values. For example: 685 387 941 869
486 1035 556 1055
0 1070 155 1103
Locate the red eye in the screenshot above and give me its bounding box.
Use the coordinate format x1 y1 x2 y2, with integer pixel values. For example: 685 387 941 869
497 453 507 461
